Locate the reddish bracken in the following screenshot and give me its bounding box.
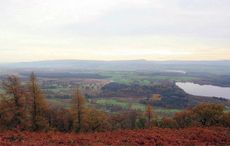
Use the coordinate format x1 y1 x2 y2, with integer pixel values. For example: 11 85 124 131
0 127 229 146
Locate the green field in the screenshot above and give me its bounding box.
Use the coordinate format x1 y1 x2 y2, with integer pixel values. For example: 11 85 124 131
0 88 4 94
47 98 71 108
94 98 180 117
99 71 198 85
95 98 145 110
46 97 180 117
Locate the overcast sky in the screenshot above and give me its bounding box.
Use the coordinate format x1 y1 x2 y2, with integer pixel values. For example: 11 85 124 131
0 0 230 62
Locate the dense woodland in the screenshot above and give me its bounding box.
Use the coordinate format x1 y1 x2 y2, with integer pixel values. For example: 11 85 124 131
101 82 230 108
0 73 230 132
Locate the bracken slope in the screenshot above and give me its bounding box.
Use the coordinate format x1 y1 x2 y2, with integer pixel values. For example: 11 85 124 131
0 127 229 146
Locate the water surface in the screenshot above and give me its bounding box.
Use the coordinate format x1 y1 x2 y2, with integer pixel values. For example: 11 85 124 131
176 82 230 99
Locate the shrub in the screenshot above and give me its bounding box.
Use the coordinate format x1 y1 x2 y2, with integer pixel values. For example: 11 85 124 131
160 117 177 128
174 110 193 128
221 112 230 128
191 103 224 126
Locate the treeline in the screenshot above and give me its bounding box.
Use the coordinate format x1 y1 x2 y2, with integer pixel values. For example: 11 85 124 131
0 73 229 132
160 103 230 128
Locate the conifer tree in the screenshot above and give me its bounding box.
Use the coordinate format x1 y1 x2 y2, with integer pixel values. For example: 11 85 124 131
1 75 28 129
29 72 48 131
145 104 153 128
71 88 85 132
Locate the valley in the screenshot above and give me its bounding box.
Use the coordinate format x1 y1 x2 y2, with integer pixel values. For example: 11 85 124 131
1 60 230 117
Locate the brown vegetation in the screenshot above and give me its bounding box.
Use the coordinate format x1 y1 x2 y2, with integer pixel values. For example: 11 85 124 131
0 73 230 145
0 127 229 146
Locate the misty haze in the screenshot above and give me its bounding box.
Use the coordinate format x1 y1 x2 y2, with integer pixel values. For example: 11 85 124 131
0 0 230 145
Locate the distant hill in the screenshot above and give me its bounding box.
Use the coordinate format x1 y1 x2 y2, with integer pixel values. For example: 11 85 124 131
1 60 230 74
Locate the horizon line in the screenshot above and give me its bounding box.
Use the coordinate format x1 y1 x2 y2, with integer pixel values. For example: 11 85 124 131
1 59 230 64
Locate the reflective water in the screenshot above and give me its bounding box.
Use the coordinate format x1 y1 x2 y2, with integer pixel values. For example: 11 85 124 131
176 82 230 99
